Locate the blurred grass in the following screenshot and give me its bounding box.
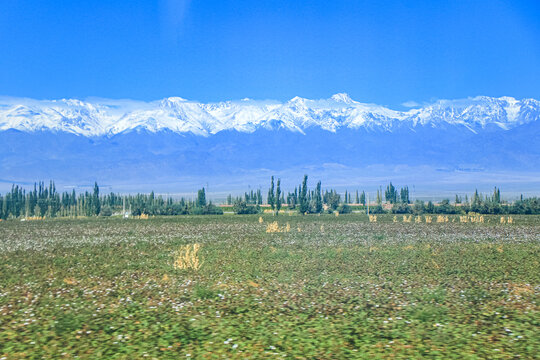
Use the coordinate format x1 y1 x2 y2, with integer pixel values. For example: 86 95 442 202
0 214 539 359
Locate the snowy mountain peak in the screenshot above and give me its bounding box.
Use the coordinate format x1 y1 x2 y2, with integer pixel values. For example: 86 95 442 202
0 95 538 137
160 97 188 107
288 96 309 104
330 93 355 104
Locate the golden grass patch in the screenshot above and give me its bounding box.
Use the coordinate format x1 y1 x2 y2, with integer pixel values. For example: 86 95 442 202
173 244 203 271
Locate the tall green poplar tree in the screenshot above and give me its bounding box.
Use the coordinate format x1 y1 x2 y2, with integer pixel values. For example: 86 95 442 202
299 175 309 214
276 179 282 215
267 176 275 212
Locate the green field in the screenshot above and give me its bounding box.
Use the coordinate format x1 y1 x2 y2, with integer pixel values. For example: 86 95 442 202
1 214 539 359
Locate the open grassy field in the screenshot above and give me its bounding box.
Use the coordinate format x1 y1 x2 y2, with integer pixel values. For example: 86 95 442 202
1 214 539 359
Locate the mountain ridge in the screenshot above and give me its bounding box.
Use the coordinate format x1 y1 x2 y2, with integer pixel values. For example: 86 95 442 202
1 95 539 137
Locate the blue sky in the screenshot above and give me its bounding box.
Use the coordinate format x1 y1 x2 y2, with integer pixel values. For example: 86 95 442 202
1 0 539 108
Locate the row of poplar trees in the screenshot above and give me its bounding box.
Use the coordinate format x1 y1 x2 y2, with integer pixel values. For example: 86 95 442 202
267 175 322 214
0 182 223 219
0 181 101 219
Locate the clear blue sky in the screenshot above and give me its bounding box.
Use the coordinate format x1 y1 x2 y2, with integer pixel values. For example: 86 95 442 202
1 0 539 107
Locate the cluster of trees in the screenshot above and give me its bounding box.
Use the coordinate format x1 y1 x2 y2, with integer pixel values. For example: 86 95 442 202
389 188 540 215
226 189 263 206
459 189 540 215
282 175 322 214
0 182 102 219
383 183 410 204
227 175 332 215
2 180 539 220
222 179 413 216
0 182 222 219
271 175 351 215
126 187 222 216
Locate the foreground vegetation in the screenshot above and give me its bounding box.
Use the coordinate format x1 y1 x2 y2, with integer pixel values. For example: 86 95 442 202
0 214 539 359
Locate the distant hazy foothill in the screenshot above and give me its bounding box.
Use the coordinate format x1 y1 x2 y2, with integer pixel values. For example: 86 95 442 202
0 94 539 194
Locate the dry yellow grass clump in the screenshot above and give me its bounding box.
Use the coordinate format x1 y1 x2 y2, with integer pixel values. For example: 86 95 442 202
415 216 422 223
501 216 514 224
266 221 291 233
369 215 377 222
63 277 77 285
247 280 259 288
436 215 449 223
425 216 432 223
403 215 412 223
459 213 484 223
25 216 44 221
258 216 264 223
173 244 203 270
508 282 533 296
266 221 279 232
469 213 484 223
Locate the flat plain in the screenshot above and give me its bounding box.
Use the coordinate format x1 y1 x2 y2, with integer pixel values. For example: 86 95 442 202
0 214 539 359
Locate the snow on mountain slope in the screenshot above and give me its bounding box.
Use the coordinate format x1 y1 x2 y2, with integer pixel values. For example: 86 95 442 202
0 95 538 136
0 99 114 136
406 96 538 129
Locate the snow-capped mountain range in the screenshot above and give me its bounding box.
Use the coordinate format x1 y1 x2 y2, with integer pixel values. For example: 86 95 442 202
1 94 539 137
1 94 539 194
